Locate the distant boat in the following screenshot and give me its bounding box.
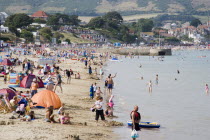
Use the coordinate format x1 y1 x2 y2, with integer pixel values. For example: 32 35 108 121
109 57 122 62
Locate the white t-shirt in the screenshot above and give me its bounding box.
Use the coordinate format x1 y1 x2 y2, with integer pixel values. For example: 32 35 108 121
95 100 103 110
93 85 97 92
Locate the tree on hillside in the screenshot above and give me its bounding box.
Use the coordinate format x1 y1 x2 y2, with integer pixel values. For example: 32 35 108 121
69 15 81 26
4 13 33 36
190 18 202 27
39 27 53 42
137 18 154 32
103 11 123 24
53 32 64 40
20 29 34 43
47 15 59 25
34 18 47 24
47 14 81 26
88 17 105 28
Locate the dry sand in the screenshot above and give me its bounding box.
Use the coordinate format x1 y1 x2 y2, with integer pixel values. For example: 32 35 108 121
0 53 120 140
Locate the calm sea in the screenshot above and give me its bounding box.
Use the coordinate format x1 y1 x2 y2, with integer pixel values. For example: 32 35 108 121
103 50 210 140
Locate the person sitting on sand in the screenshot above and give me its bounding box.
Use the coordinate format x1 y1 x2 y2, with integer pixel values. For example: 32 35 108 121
63 112 73 124
10 96 18 111
104 106 113 117
20 112 31 121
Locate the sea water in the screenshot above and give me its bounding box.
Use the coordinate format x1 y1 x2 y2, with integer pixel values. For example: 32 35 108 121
103 50 210 140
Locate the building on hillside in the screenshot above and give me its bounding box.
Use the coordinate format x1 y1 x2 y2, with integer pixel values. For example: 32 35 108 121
0 25 9 33
0 12 9 23
31 11 48 20
188 32 204 44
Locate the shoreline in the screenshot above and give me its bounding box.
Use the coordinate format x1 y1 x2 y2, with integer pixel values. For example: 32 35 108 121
0 52 120 140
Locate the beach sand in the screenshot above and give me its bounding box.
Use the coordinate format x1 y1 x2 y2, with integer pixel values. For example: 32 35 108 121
0 54 119 140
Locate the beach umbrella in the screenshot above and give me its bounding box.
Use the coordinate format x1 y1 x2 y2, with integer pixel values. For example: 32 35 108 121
0 88 16 100
31 90 62 109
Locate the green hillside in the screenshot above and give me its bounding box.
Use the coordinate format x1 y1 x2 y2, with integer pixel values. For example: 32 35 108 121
0 0 209 16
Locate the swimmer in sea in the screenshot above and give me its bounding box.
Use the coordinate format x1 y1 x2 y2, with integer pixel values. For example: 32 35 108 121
148 80 152 93
156 74 158 85
205 84 209 94
141 77 143 80
177 70 180 74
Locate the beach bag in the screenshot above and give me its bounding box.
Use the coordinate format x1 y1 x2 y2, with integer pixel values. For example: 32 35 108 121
131 129 139 138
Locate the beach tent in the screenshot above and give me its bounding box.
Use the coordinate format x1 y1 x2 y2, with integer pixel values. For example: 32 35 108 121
1 59 12 66
0 88 16 100
31 90 62 109
20 74 44 88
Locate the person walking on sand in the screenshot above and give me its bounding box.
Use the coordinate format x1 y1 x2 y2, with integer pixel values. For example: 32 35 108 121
66 69 71 84
205 84 209 94
54 71 63 93
107 73 117 94
88 65 92 75
148 80 152 93
130 106 141 140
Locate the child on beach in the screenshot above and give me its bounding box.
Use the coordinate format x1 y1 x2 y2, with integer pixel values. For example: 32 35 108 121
58 112 65 124
57 103 65 114
20 112 31 121
105 106 113 117
108 95 114 107
63 112 73 124
90 84 94 99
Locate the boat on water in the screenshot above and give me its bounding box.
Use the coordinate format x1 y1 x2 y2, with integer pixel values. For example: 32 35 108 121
109 57 122 62
127 121 160 128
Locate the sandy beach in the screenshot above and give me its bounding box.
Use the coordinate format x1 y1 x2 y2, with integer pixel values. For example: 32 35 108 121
0 52 119 140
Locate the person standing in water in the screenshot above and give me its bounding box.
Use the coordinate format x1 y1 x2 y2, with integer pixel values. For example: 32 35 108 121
148 80 152 93
130 106 141 140
205 84 209 94
107 73 117 94
156 74 159 85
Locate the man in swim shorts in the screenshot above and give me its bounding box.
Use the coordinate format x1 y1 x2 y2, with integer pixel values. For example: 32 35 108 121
106 73 117 94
